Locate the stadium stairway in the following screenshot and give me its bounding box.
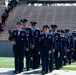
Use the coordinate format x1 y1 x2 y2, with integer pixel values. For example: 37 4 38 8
0 4 76 40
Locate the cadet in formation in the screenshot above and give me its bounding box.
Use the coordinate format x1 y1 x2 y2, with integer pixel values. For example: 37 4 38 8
9 21 28 74
39 25 53 74
21 19 32 71
50 25 61 70
30 22 41 69
64 29 74 65
9 19 75 74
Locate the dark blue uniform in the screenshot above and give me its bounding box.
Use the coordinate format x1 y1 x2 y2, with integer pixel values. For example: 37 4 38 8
39 32 53 73
73 35 76 62
60 36 66 67
67 34 74 64
31 28 41 69
49 31 54 71
52 32 61 69
22 27 32 70
11 29 28 72
64 34 70 65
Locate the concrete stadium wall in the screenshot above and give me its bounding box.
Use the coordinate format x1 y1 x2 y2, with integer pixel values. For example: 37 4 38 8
0 40 13 57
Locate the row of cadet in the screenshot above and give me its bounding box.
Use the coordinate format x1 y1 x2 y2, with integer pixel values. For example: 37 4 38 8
0 0 19 33
9 19 76 75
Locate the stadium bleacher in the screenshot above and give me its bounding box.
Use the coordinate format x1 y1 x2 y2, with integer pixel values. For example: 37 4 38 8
0 4 76 40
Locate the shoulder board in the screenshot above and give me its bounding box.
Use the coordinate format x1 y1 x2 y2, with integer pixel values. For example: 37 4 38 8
56 32 60 35
41 32 44 35
27 27 31 29
36 28 40 30
22 29 26 32
13 29 17 32
26 27 31 30
35 28 40 31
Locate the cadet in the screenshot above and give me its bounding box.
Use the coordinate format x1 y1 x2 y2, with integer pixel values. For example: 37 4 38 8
31 22 41 69
59 30 66 67
72 30 76 37
73 33 76 62
21 19 32 71
9 21 28 74
49 25 55 71
39 25 53 74
50 24 61 70
64 29 74 65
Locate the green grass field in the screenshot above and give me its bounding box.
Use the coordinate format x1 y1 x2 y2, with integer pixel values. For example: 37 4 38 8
60 63 76 70
0 57 26 68
61 67 76 70
0 57 76 71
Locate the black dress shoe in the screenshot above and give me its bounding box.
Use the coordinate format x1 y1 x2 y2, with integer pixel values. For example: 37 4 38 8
13 70 19 74
26 69 29 71
19 70 23 73
45 71 48 74
49 70 53 72
42 71 45 75
49 69 53 72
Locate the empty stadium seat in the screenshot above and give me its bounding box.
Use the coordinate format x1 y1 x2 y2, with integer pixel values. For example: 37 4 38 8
0 4 76 40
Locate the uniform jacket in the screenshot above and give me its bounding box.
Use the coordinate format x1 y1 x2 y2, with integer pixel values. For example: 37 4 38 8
60 36 66 51
10 29 28 50
51 32 61 51
39 32 53 53
31 28 41 47
65 35 70 50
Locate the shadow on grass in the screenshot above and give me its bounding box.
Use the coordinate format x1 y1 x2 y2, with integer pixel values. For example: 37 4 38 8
24 69 42 74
